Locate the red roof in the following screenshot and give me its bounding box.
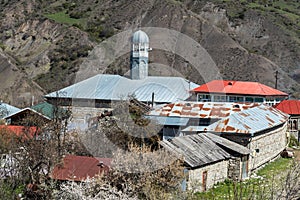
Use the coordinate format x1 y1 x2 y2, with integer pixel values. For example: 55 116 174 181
192 80 288 96
274 100 300 115
0 125 38 139
51 155 111 181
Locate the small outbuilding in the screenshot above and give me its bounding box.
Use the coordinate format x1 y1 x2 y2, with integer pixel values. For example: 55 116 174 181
160 133 250 191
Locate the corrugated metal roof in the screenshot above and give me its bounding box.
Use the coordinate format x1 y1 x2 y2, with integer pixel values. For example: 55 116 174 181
206 104 289 135
45 74 198 103
31 102 68 119
51 155 111 181
147 102 259 118
193 80 288 96
160 133 234 168
4 108 52 121
181 126 208 132
145 116 189 126
274 100 300 115
0 103 20 119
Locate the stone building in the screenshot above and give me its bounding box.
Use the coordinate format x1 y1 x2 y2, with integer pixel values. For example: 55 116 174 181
45 30 198 130
206 104 289 170
160 133 250 191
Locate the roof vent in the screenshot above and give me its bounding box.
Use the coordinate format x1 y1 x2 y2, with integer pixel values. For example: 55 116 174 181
97 161 104 168
233 104 240 108
228 82 233 85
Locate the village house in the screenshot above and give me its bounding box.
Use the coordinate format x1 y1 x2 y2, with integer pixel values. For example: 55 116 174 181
204 104 289 170
160 133 251 192
146 101 259 140
3 107 51 126
191 80 288 106
274 99 300 142
44 30 198 130
3 101 69 126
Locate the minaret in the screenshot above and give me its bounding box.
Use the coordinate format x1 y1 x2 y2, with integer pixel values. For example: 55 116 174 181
130 30 150 80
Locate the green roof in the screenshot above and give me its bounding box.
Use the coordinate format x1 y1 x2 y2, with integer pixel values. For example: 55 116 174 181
31 102 69 119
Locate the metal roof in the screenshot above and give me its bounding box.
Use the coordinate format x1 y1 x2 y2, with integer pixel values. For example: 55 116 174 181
0 125 38 139
193 80 288 96
206 104 289 135
145 116 189 126
45 74 198 103
181 126 208 132
132 30 149 43
274 100 300 115
4 108 52 121
147 102 259 118
31 102 68 119
160 133 247 168
51 155 111 181
0 103 20 119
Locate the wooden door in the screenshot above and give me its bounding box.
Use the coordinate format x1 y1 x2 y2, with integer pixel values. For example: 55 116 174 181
202 171 208 191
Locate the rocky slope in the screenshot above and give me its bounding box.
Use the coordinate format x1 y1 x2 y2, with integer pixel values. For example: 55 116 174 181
0 0 299 106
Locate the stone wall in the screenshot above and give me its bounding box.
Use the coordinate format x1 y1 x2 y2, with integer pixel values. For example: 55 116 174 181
66 106 112 131
188 160 228 192
228 157 241 181
249 122 288 170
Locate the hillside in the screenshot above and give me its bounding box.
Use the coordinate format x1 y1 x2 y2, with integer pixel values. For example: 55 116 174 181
0 0 299 106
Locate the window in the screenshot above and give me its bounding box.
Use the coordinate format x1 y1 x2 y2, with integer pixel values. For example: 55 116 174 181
197 94 211 102
245 97 254 102
214 95 226 102
229 96 237 102
254 97 264 103
237 97 244 102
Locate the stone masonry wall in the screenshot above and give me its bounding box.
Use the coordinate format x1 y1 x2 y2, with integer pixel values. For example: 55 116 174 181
66 106 112 130
188 160 228 192
228 157 241 181
249 122 288 170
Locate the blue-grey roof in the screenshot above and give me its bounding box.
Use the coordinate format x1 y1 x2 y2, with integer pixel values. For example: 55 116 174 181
45 74 198 103
181 126 208 132
206 104 289 135
132 30 149 43
146 116 189 126
0 103 20 119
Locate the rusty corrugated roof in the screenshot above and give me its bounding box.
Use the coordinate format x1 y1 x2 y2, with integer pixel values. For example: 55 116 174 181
147 102 259 119
206 104 289 135
51 155 111 182
192 80 288 96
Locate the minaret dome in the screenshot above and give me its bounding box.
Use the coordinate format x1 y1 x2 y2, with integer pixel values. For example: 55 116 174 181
130 30 150 80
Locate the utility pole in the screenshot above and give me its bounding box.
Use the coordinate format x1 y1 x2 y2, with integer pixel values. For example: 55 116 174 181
275 71 278 89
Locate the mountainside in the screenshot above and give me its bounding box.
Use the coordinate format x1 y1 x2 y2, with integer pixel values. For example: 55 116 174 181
0 0 299 106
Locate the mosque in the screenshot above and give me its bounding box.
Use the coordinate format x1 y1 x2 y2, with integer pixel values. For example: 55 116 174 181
45 30 198 108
